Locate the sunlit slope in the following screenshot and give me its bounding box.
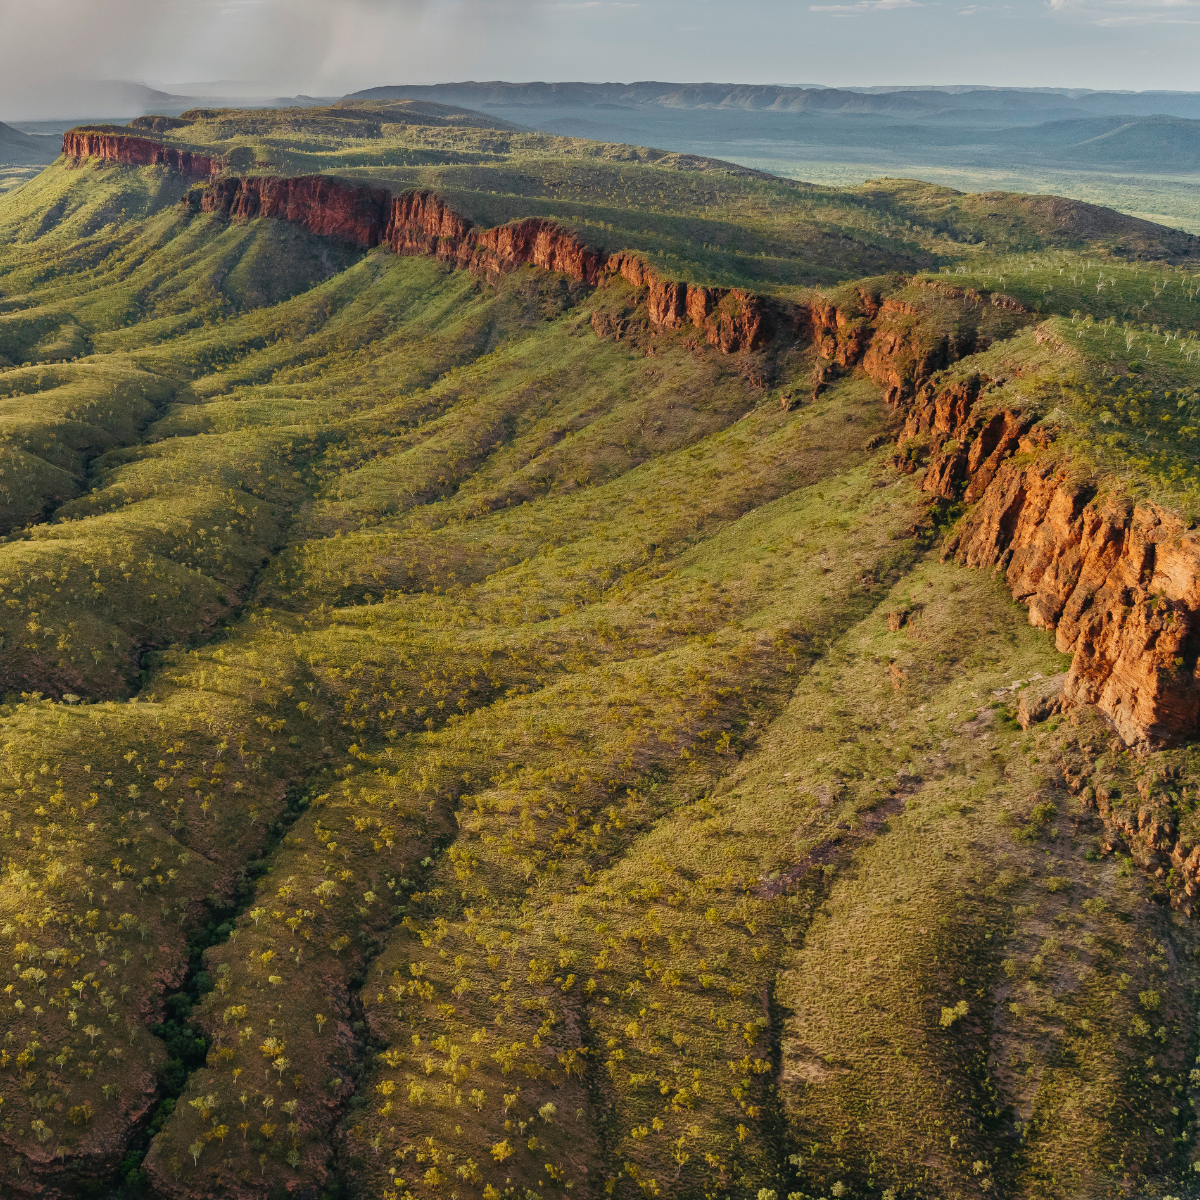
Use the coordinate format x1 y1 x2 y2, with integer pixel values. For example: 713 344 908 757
0 143 1197 1200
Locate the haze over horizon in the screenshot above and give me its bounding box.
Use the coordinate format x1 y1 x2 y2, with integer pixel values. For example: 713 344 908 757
1 0 1198 121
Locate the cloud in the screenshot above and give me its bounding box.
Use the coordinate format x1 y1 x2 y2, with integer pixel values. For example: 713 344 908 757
809 0 921 11
1048 0 1200 22
0 0 463 118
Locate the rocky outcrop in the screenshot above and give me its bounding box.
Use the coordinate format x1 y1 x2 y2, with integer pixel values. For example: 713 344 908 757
881 358 1200 746
946 460 1200 745
378 192 764 350
602 250 766 353
844 320 1200 748
1016 672 1068 729
799 286 1015 406
1062 761 1200 914
384 192 607 285
62 130 215 178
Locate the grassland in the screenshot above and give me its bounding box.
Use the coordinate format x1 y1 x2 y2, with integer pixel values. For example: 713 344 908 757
0 105 1198 1200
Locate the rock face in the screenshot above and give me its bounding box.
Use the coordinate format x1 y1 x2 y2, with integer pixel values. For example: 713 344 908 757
603 250 766 353
797 284 1200 747
379 192 766 351
946 460 1200 745
201 175 391 247
62 130 215 178
797 283 1014 404
886 362 1200 747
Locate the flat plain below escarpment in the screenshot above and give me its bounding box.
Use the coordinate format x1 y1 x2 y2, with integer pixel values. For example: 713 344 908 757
1 105 1200 1200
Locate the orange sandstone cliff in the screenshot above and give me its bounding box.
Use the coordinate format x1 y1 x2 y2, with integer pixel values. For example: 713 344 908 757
799 283 1200 753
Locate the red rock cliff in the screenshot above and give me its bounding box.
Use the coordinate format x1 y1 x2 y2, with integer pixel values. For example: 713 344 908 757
201 175 391 247
945 455 1200 746
892 364 1200 748
62 130 216 179
799 285 1200 748
61 131 768 353
603 250 766 354
379 191 764 350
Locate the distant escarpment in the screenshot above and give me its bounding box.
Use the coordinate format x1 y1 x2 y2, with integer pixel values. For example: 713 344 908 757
62 130 216 179
64 130 768 351
61 130 1200 749
199 175 767 353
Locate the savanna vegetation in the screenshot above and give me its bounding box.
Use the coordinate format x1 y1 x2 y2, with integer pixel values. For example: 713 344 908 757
0 102 1198 1200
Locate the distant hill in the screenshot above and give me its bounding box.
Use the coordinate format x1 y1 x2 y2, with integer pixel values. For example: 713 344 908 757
0 80 194 123
897 113 1200 168
345 81 956 117
334 97 523 131
1025 113 1200 168
0 120 58 166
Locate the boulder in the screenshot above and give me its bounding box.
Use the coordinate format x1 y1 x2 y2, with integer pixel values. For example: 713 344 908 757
1017 672 1068 729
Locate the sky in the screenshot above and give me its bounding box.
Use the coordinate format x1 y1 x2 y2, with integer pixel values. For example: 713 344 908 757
0 0 1197 120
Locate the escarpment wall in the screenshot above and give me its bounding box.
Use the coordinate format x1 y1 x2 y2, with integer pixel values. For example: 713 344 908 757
195 173 768 353
200 175 392 246
62 130 1200 747
62 130 216 179
801 284 1200 750
894 366 1200 750
63 129 772 352
946 456 1200 746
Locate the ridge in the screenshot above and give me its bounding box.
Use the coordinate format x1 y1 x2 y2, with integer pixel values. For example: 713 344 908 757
59 129 1200 750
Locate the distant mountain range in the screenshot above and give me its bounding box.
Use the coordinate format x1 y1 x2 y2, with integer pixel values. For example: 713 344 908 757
1 79 1196 193
345 80 1200 124
339 82 1200 180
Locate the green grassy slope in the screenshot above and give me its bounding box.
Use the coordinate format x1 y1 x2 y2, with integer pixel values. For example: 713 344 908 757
0 107 1198 1200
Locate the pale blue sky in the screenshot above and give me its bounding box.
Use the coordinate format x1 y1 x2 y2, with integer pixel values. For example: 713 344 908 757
0 0 1196 118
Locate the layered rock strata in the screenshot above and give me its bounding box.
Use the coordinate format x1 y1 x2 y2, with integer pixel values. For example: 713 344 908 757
801 281 1200 749
946 460 1200 746
887 365 1200 749
62 130 216 179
